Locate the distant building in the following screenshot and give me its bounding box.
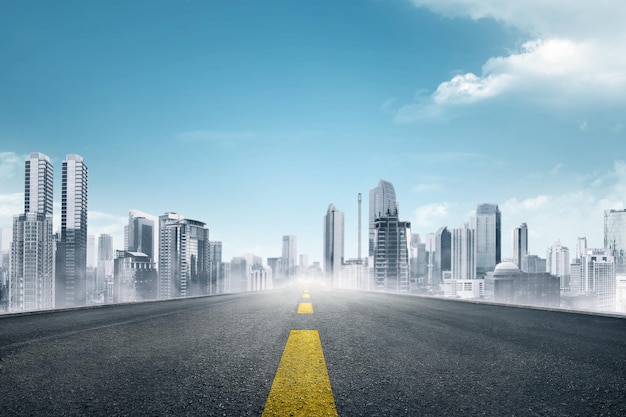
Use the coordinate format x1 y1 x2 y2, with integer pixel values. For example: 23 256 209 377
127 213 155 261
281 235 297 279
569 248 616 312
209 241 223 294
521 254 546 274
471 204 501 277
373 212 410 292
113 250 158 302
230 254 263 293
546 241 570 291
249 264 272 291
443 278 484 299
158 213 210 298
266 257 282 284
9 153 55 312
484 262 560 307
434 227 452 287
56 154 88 308
410 233 427 286
451 223 475 280
97 234 114 303
323 203 344 282
369 179 398 257
513 223 528 270
604 209 626 274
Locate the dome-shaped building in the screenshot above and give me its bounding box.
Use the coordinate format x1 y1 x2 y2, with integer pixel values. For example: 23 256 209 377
493 262 521 276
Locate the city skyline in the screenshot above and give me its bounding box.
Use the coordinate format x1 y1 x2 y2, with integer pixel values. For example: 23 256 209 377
1 1 626 263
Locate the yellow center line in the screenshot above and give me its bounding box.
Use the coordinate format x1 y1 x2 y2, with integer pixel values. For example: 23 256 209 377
302 294 311 299
262 330 338 417
297 302 314 314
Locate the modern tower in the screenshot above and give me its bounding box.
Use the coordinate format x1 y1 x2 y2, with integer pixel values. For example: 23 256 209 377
97 234 114 301
547 240 570 291
281 235 297 279
373 212 411 292
451 223 476 280
369 180 398 257
127 212 155 261
158 213 210 298
9 152 55 311
513 223 529 269
434 226 452 286
604 209 626 274
56 154 88 308
471 203 501 276
323 203 344 281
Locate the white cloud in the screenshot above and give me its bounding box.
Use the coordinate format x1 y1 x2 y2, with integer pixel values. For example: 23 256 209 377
399 1 626 120
501 160 626 255
413 183 442 193
413 202 450 229
0 192 23 221
0 152 25 181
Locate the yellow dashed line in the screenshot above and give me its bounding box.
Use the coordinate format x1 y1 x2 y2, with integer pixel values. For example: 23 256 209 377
302 294 311 299
262 330 338 417
297 302 314 314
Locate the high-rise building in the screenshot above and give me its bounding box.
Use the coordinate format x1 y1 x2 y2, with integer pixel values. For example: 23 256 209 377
434 227 452 286
570 248 617 311
513 223 528 270
369 180 398 257
281 235 297 279
323 203 344 281
546 240 570 291
97 234 114 302
127 213 155 261
604 209 626 274
373 213 411 292
471 204 501 276
9 153 55 312
158 213 210 298
56 154 88 308
209 241 223 294
451 223 476 280
410 233 427 285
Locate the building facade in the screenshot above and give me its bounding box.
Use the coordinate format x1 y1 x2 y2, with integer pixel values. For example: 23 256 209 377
369 180 398 257
451 223 476 280
546 240 570 291
604 209 626 274
9 153 55 312
323 203 344 282
113 250 158 302
513 223 528 270
471 204 501 277
56 154 88 308
373 213 410 292
158 213 210 298
281 235 297 279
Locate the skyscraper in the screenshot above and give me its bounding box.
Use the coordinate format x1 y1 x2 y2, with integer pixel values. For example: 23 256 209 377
604 209 626 274
10 152 55 312
471 203 501 276
373 212 411 292
97 234 114 302
572 248 617 311
281 235 297 279
451 223 476 280
158 213 210 298
209 241 223 294
127 212 155 261
369 180 398 257
513 223 528 270
546 240 570 291
434 226 452 286
56 154 88 308
323 203 344 281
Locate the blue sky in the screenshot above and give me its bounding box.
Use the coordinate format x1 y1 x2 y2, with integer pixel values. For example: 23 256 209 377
1 0 626 263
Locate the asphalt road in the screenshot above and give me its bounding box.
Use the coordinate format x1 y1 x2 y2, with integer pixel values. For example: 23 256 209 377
1 282 625 416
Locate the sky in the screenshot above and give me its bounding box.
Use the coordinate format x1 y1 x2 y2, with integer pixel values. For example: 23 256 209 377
1 0 626 264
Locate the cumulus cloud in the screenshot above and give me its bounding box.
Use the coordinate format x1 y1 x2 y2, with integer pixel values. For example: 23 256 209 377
501 160 626 255
398 1 626 121
0 152 25 181
413 202 450 229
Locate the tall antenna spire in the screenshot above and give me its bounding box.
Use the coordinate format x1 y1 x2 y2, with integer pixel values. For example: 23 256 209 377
358 193 362 261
